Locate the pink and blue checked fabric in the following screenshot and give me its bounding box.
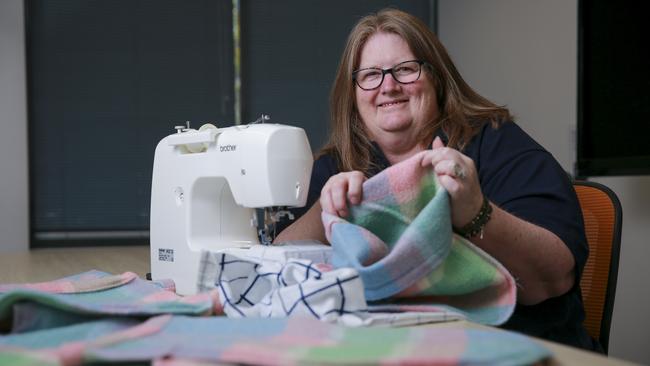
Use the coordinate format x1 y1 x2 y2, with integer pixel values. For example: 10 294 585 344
0 270 549 365
0 270 220 333
1 313 551 365
323 151 517 325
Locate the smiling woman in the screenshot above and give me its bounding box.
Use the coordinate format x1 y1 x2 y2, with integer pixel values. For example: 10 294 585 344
353 32 438 162
273 8 598 352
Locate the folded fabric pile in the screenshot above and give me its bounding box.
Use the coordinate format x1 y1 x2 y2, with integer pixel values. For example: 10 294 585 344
0 271 549 365
0 270 219 333
0 284 550 365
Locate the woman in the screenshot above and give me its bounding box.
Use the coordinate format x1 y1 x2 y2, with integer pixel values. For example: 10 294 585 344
275 8 596 350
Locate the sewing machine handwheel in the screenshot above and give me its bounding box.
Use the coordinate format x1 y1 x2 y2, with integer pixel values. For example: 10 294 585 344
184 123 218 153
199 123 218 131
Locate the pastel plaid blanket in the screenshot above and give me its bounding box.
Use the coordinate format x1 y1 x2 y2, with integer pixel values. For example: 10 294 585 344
0 270 219 333
322 151 517 325
0 267 542 364
1 312 550 365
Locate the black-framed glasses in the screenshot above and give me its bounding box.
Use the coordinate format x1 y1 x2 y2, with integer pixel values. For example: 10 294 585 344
352 60 426 91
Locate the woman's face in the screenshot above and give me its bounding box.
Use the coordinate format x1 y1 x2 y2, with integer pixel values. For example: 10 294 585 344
355 32 438 144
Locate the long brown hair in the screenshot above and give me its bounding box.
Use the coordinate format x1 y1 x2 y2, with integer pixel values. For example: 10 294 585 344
322 8 512 174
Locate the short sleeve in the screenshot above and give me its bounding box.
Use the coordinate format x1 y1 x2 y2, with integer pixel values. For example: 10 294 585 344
463 122 589 280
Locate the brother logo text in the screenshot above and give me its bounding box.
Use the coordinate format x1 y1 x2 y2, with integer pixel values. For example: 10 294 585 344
219 144 237 152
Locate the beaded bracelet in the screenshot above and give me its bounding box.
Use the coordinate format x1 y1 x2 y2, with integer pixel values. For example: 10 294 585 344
454 195 492 239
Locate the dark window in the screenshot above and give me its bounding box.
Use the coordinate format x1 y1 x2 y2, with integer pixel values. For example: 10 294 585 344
27 0 234 246
577 1 650 177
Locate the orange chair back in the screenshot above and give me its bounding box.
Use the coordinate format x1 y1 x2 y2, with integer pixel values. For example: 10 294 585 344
574 181 622 354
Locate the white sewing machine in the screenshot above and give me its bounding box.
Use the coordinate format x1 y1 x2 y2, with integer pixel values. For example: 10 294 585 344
149 120 313 295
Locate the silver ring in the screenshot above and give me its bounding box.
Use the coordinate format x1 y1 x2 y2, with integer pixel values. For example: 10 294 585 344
453 163 466 179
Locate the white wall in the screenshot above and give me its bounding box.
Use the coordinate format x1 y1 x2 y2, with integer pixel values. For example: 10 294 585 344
438 0 650 364
438 0 576 172
0 0 29 252
595 175 650 362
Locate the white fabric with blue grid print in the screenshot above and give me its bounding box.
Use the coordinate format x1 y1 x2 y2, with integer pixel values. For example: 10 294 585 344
197 244 465 327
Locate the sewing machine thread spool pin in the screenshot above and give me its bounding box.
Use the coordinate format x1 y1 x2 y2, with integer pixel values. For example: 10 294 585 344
251 114 270 124
174 121 193 133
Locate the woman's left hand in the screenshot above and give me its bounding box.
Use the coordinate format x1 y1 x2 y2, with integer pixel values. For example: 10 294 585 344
420 136 484 228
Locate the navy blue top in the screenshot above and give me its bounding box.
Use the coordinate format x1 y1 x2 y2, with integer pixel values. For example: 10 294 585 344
277 121 597 350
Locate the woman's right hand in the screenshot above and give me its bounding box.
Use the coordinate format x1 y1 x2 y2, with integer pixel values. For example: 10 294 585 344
319 171 366 218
